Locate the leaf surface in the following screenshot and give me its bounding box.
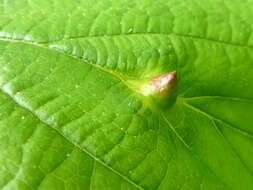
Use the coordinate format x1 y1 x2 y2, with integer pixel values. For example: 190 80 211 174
0 0 253 189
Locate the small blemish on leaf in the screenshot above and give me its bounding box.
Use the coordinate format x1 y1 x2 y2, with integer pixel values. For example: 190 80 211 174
127 71 178 110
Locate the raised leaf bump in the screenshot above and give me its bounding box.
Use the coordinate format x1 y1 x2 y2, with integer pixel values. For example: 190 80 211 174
128 71 178 110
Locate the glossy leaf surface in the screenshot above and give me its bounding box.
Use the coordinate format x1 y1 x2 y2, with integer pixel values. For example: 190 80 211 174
0 0 253 189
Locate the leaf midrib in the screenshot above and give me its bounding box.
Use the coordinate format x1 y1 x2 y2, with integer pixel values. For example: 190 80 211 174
0 31 252 49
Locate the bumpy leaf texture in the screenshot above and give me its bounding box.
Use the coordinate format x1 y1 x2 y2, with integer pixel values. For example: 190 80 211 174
0 0 253 189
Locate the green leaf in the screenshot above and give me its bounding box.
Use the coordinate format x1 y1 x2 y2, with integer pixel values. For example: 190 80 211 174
0 0 253 189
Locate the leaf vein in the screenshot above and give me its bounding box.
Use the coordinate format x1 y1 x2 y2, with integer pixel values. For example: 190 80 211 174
182 102 253 140
0 88 144 190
